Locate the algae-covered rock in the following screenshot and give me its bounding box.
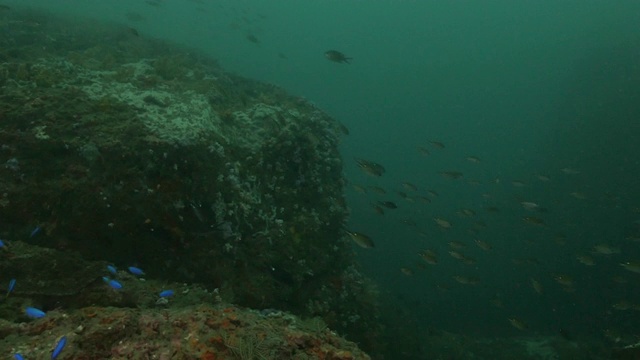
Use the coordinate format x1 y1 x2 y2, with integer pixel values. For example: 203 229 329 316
0 241 106 298
0 9 381 354
0 303 371 360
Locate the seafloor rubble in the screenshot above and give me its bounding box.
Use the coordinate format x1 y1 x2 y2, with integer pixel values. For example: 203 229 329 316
0 8 381 357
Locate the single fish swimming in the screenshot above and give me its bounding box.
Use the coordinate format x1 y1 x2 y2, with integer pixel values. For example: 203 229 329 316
6 278 16 297
325 50 351 64
25 307 46 319
128 266 145 276
345 230 375 248
51 336 67 360
159 289 175 298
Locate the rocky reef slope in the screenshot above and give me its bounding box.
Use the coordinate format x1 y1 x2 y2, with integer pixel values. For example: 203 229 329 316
0 9 381 357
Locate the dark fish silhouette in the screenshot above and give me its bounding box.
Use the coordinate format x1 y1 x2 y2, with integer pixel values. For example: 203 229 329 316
325 50 351 64
246 34 260 44
377 201 397 209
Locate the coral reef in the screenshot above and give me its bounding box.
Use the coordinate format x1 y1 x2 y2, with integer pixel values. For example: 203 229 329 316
0 8 382 356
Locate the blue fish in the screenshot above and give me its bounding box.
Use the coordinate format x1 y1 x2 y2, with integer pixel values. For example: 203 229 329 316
51 336 67 360
25 306 46 319
7 278 16 297
30 226 41 238
14 354 24 360
128 266 145 276
159 289 174 298
108 279 123 290
0 239 5 248
107 265 117 275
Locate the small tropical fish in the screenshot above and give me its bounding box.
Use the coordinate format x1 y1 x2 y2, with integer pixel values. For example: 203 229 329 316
371 203 384 215
429 140 445 149
159 290 175 298
490 297 503 308
474 220 488 228
570 192 587 200
531 278 543 294
457 208 476 217
417 146 430 156
346 230 375 248
418 249 438 265
245 34 260 44
7 278 16 297
355 158 385 176
620 261 640 274
25 307 46 319
553 233 568 245
351 184 367 194
520 202 539 211
512 257 540 266
14 354 24 360
466 156 481 163
0 239 5 249
416 196 431 204
401 182 418 191
325 50 351 64
553 274 574 287
452 275 479 285
576 254 595 266
128 266 145 276
462 256 477 266
523 216 544 225
439 171 463 179
377 201 397 209
369 186 386 194
51 336 67 360
400 267 414 276
127 27 140 37
592 244 620 255
394 218 413 227
108 279 123 290
434 217 452 229
474 239 492 251
612 300 632 311
561 167 580 175
508 317 527 330
626 235 640 242
338 123 349 135
30 226 42 238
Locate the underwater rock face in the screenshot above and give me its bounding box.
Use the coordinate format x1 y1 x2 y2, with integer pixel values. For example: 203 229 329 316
0 10 381 353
